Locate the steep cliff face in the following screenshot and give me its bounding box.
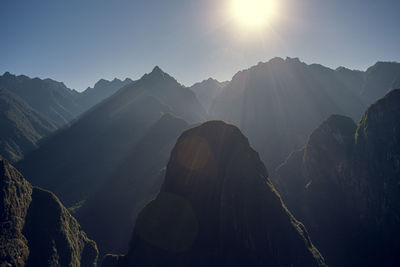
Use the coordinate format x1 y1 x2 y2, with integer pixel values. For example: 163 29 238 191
0 157 98 267
354 89 400 264
275 115 363 266
275 89 400 266
0 156 32 266
102 121 326 267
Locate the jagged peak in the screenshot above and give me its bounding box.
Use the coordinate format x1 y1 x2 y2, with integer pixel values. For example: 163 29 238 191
139 65 180 86
285 57 302 64
152 65 163 73
94 78 110 87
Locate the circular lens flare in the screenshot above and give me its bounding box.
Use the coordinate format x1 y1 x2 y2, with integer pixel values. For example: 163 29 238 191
230 0 278 30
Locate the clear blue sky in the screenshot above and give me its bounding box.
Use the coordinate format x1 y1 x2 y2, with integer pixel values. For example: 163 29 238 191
1 0 399 91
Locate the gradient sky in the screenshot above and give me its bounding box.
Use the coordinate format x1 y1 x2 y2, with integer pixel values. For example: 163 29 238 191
1 0 399 91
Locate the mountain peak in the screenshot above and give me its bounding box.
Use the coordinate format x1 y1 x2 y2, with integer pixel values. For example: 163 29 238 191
106 120 326 267
150 65 166 76
139 65 179 86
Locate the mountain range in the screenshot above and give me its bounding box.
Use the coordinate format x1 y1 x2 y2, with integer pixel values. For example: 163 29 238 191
17 66 206 206
0 72 132 162
210 57 400 171
1 57 400 266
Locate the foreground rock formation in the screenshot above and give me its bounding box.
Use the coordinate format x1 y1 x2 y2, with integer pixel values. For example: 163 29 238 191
275 89 400 266
0 156 98 266
102 121 326 267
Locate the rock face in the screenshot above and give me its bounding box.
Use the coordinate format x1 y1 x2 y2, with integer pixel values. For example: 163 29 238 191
275 89 400 266
0 156 98 267
102 121 326 267
75 113 189 256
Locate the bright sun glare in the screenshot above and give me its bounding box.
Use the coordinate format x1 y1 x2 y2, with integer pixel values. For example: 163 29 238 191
230 0 278 30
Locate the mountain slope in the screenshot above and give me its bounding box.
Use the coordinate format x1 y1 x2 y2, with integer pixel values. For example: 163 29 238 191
0 72 83 127
18 66 206 206
102 121 326 267
362 61 400 103
0 156 98 266
79 78 133 110
75 113 189 256
0 87 56 162
210 57 366 171
190 78 226 111
210 58 400 171
274 89 400 266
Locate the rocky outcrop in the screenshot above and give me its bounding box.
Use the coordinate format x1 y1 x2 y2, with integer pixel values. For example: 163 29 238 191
102 121 326 267
275 89 400 266
0 156 98 266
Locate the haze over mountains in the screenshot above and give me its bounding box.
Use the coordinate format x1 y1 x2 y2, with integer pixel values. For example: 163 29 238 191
0 72 132 162
275 89 400 266
211 57 400 171
1 57 400 266
18 66 206 206
0 87 56 162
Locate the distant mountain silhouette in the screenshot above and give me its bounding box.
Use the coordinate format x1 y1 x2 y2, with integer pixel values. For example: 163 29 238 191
18 66 206 206
0 156 98 266
210 57 400 171
190 78 226 111
0 72 83 127
75 113 189 256
101 121 326 267
0 87 56 162
0 72 132 127
79 78 133 110
274 89 400 266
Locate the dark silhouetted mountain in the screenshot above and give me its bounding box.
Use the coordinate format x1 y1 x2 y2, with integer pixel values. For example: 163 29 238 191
79 78 133 110
274 89 400 266
75 113 188 256
0 156 98 266
190 78 226 111
0 72 83 127
101 121 326 267
210 58 400 172
0 87 56 162
18 66 206 206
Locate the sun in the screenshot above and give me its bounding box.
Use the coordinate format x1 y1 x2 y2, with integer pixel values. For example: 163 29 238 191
230 0 278 30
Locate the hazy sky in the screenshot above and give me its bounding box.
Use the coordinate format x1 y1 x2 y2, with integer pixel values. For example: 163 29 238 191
1 0 399 91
